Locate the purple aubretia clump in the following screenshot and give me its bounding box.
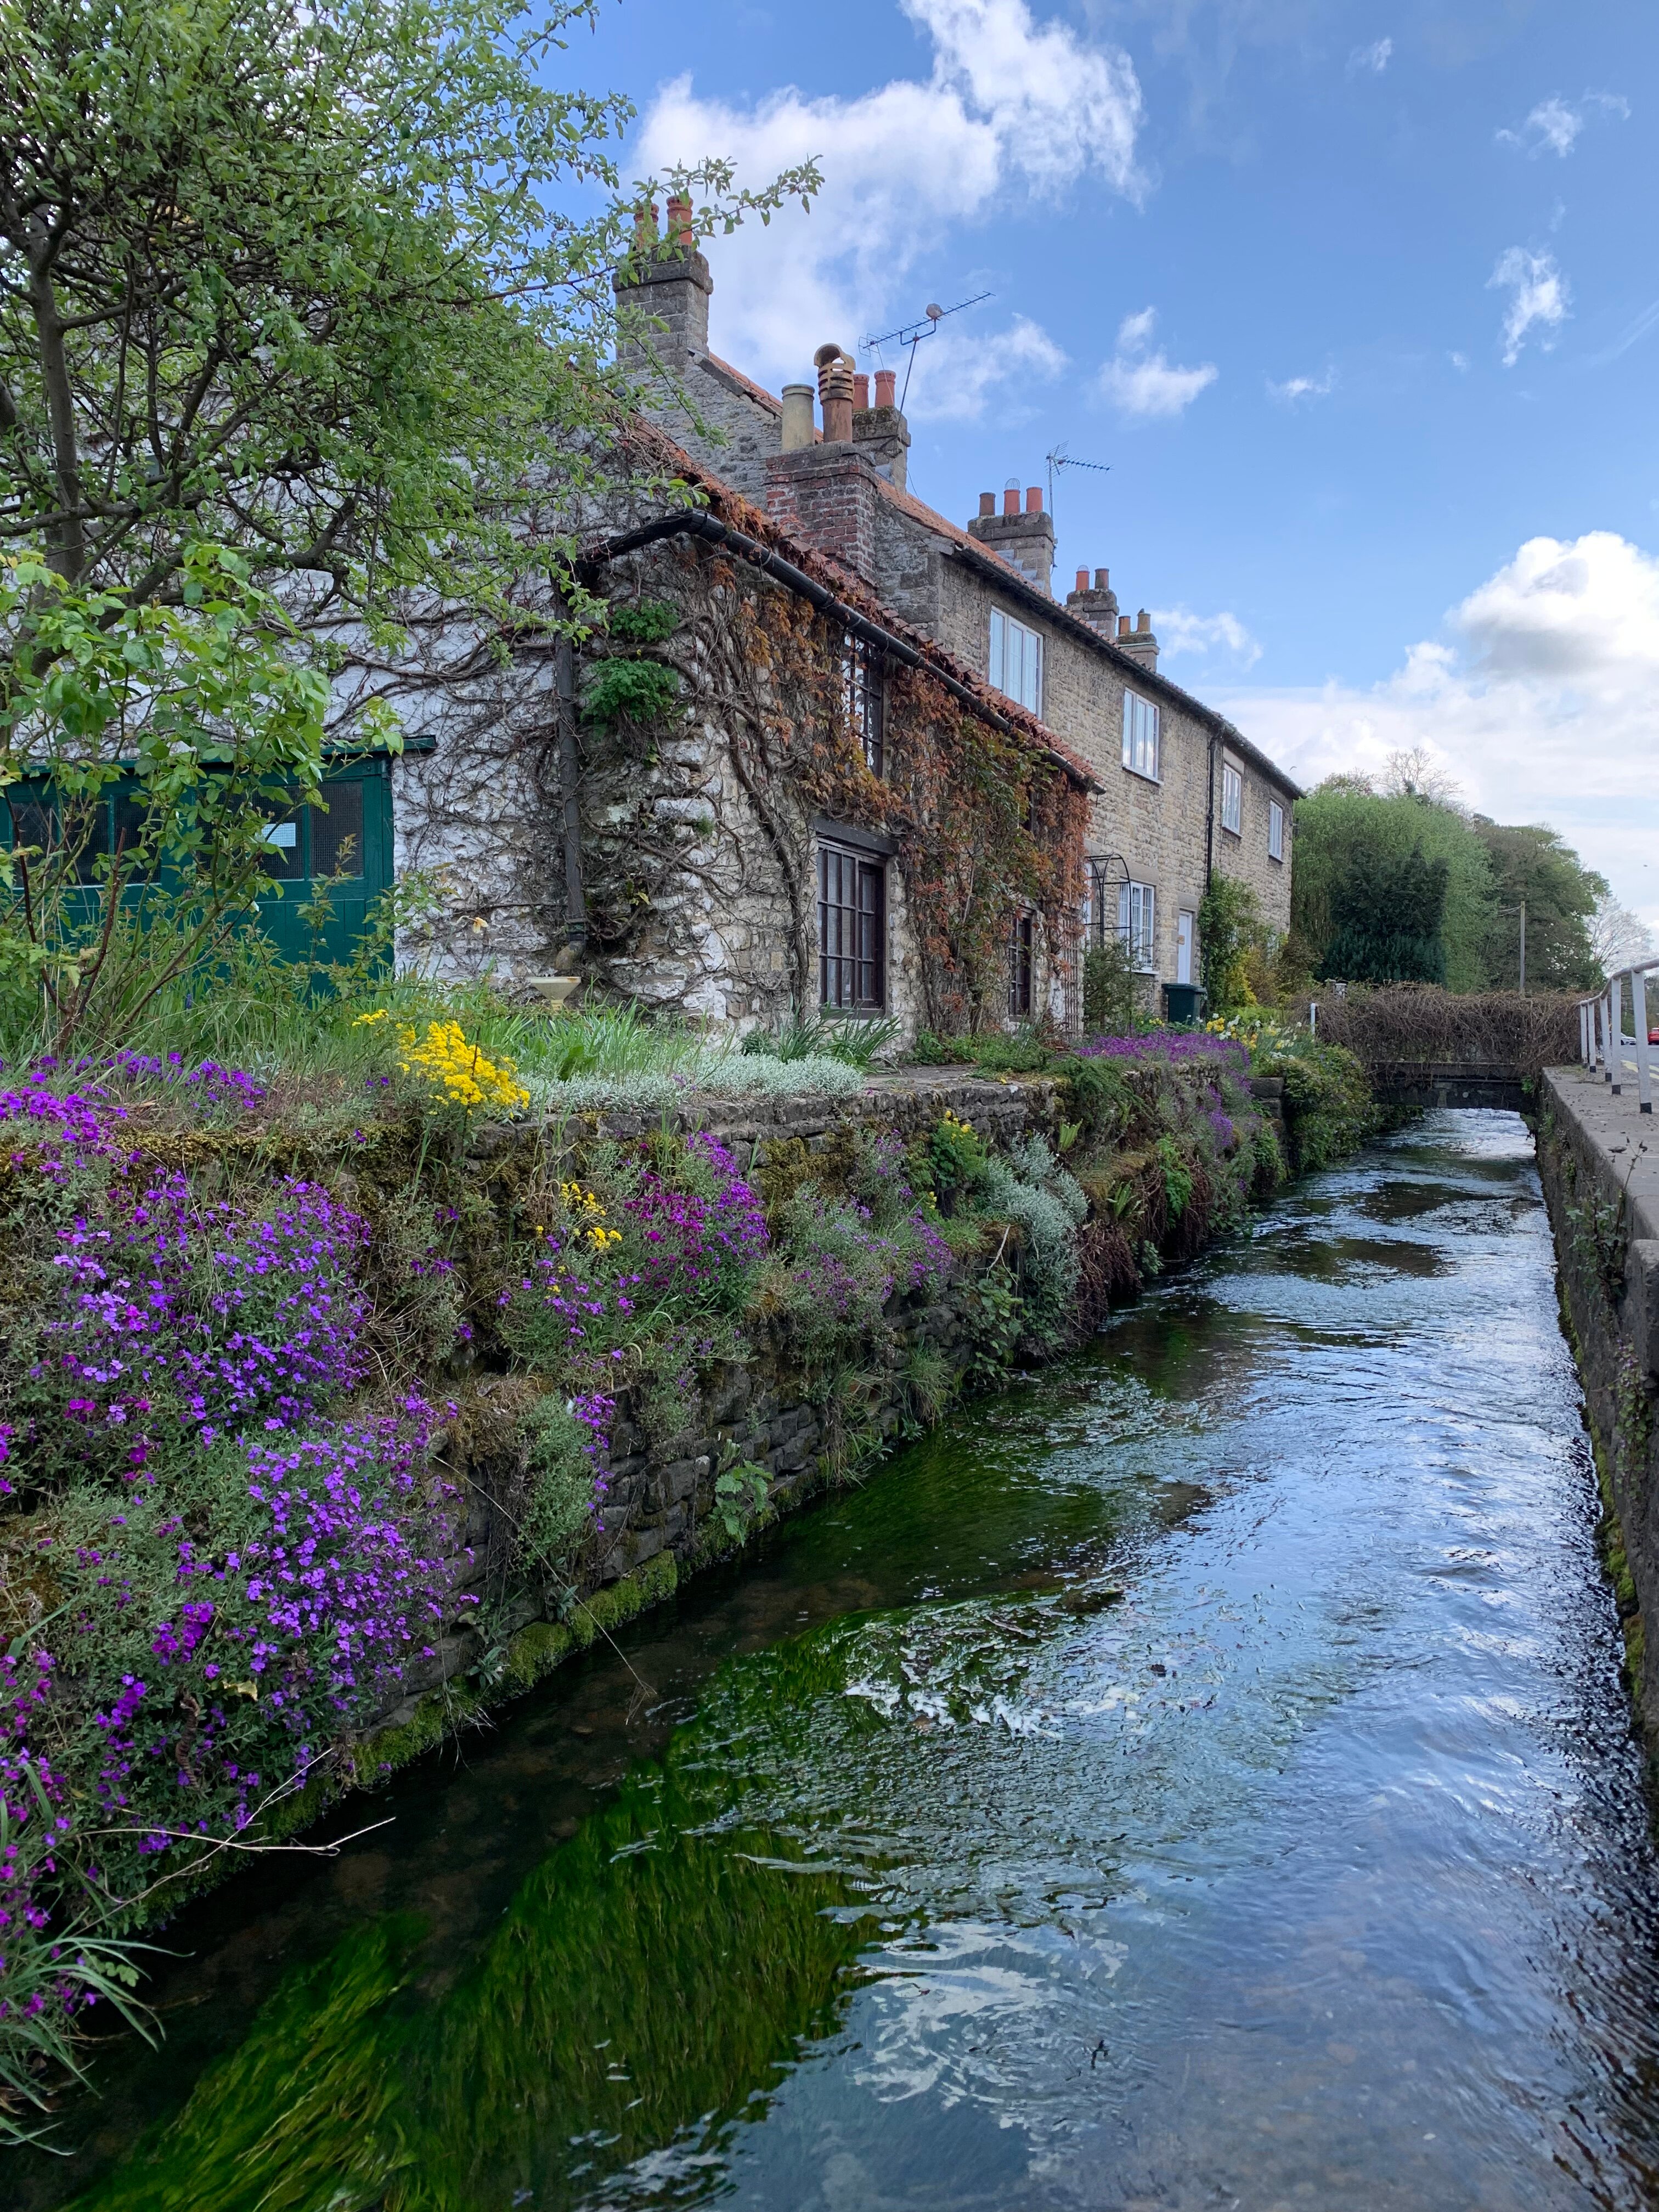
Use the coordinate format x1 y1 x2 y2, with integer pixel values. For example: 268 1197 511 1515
44 1171 371 1452
622 1132 769 1309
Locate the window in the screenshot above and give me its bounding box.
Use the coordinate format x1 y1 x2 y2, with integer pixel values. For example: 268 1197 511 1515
1122 689 1160 780
1118 879 1156 972
989 607 1042 714
1268 799 1284 863
819 842 885 1010
1221 761 1243 836
1008 912 1034 1018
842 633 885 777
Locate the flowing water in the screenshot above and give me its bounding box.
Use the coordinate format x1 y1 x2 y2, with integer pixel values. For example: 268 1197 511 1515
16 1109 1659 2212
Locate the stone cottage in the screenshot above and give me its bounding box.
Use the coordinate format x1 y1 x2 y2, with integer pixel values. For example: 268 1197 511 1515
365 334 1098 1041
615 210 1301 1010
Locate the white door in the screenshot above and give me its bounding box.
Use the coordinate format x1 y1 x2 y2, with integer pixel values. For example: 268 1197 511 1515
1176 910 1194 985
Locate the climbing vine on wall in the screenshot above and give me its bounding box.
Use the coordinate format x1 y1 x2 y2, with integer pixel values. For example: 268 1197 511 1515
580 530 1088 1029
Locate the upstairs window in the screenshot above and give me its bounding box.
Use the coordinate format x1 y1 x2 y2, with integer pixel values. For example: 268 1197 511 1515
989 607 1042 714
1221 761 1243 836
1008 912 1034 1018
842 633 885 777
819 841 886 1011
1268 799 1284 862
1122 689 1160 780
1118 879 1156 972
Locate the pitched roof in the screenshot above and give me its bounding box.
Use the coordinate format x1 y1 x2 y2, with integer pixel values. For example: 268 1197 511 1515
690 353 1299 801
614 415 1101 794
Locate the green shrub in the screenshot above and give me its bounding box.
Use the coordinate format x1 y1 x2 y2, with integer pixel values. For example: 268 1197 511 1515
581 657 680 729
1254 1031 1378 1172
1082 933 1143 1034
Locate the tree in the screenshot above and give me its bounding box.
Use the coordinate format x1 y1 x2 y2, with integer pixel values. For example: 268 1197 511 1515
0 0 816 1024
1380 746 1463 808
0 0 816 627
1588 891 1655 980
1197 874 1261 1012
1471 819 1605 992
1292 782 1493 989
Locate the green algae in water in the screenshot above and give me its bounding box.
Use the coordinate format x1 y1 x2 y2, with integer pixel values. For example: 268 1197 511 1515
66 1767 876 2212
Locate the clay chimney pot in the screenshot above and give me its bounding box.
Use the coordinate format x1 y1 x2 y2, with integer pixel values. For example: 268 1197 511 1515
1137 610 1151 633
666 194 693 249
1002 487 1020 517
978 492 995 517
1118 614 1131 637
874 368 896 408
1075 568 1089 592
1025 486 1042 514
853 373 870 410
1095 568 1109 592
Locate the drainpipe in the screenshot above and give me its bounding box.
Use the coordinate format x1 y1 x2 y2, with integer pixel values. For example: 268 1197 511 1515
554 631 587 952
1204 730 1216 888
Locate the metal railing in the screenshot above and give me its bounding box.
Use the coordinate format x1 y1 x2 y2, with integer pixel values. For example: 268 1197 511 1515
1578 958 1659 1113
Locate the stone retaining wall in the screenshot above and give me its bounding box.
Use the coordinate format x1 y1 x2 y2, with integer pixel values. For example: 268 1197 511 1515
1537 1066 1659 1732
371 1069 1066 1739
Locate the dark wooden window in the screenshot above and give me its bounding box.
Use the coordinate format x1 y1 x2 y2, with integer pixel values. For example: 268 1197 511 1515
1008 912 1034 1018
842 634 885 778
819 842 885 1009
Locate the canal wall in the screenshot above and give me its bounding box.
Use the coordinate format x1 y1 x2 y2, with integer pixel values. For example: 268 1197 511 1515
1537 1066 1659 1726
343 1061 1262 1785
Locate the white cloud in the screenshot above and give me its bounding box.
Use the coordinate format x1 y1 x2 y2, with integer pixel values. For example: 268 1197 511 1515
1150 606 1261 667
1347 37 1392 75
904 313 1068 421
1266 368 1335 403
1449 350 1470 372
1215 532 1659 927
1096 307 1217 420
632 0 1142 393
1488 246 1570 366
1497 91 1630 157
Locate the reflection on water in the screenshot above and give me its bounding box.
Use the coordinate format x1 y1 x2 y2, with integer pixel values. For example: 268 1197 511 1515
18 1113 1659 2211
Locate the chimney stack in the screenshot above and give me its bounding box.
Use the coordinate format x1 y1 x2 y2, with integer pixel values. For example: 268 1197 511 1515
851 357 911 489
1115 606 1160 674
967 479 1055 596
613 200 713 377
1064 562 1120 640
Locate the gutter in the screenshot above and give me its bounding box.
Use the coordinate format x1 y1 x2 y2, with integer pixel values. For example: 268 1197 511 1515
577 511 1101 792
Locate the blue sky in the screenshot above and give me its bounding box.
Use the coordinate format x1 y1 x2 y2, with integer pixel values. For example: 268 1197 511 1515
574 0 1659 925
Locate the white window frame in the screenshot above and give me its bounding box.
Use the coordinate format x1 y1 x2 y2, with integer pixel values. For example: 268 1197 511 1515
989 606 1043 715
1118 879 1156 973
1221 761 1243 837
1268 799 1284 862
1121 689 1160 781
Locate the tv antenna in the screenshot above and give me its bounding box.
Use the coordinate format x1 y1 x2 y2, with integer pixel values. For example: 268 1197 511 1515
1045 444 1110 548
862 291 992 410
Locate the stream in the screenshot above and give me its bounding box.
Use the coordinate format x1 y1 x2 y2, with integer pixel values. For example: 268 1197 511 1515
14 1109 1659 2211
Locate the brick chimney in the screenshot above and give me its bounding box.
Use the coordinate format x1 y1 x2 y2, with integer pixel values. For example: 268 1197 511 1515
967 481 1054 596
1115 608 1159 674
1065 565 1120 640
851 363 911 490
765 343 882 582
612 198 713 380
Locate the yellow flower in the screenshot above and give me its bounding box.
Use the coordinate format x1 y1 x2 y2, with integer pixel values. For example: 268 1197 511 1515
392 1017 529 1112
353 1008 390 1026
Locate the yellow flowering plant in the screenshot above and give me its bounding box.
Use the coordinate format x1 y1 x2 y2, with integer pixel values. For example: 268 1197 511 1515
390 1017 529 1113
